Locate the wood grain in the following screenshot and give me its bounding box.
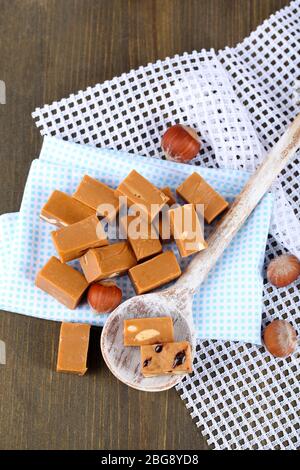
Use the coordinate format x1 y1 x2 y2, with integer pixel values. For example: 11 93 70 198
0 0 289 450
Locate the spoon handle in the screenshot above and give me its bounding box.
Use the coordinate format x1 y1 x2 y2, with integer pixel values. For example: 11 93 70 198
174 113 300 292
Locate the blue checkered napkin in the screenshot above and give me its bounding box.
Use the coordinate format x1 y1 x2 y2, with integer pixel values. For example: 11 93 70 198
0 137 273 344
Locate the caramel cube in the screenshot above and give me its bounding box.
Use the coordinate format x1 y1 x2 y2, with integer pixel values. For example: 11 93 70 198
35 256 88 309
57 322 91 375
73 175 119 221
161 187 176 206
129 251 181 294
141 341 192 377
176 172 228 224
124 317 174 346
51 215 108 263
120 215 162 261
40 190 94 227
80 242 137 283
115 170 169 220
169 204 207 258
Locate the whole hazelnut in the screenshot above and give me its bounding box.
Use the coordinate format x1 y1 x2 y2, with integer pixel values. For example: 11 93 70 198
87 282 122 314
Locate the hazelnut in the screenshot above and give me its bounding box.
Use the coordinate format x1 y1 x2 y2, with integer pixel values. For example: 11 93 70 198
263 320 297 358
87 282 122 314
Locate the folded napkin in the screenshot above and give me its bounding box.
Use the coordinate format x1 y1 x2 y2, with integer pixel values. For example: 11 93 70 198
0 136 272 344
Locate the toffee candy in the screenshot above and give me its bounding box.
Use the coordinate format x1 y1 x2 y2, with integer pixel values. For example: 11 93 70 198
141 341 192 377
80 241 137 283
176 172 228 224
129 251 181 294
40 190 94 227
73 175 119 221
51 215 108 263
57 322 91 375
124 317 174 346
169 204 207 258
115 170 169 221
35 256 88 309
120 214 162 261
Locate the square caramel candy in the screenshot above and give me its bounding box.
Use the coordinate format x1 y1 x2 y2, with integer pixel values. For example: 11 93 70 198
176 172 228 224
169 204 207 258
80 241 137 283
57 322 91 375
51 215 108 263
40 190 94 227
141 341 192 377
120 214 162 261
35 256 88 309
115 170 169 221
73 175 119 221
152 207 173 243
124 317 174 346
153 188 175 242
129 251 181 294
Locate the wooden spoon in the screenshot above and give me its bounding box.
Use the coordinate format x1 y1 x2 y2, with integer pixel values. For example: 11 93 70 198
101 114 300 392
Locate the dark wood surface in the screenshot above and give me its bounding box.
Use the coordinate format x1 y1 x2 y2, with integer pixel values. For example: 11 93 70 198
0 0 289 450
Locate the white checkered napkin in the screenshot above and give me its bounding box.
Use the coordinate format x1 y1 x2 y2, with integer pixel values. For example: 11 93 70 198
0 138 273 343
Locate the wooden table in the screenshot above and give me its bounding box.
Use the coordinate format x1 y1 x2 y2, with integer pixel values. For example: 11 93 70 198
0 0 289 450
